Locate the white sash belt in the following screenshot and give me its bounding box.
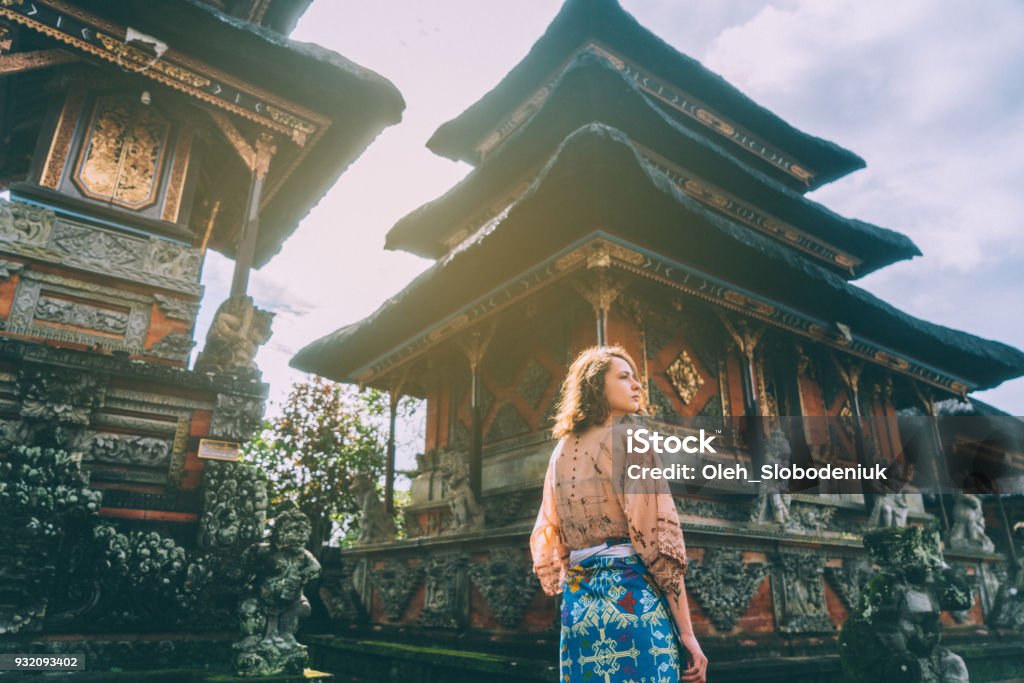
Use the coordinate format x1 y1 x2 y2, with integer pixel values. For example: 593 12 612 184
569 540 637 566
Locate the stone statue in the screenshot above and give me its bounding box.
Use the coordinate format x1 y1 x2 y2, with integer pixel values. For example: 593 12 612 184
839 526 971 682
352 473 395 545
195 296 273 376
947 492 994 553
438 449 484 534
869 494 910 528
233 509 321 677
750 431 792 526
990 557 1024 629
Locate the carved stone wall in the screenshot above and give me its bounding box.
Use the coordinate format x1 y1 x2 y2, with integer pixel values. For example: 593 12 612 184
0 198 201 360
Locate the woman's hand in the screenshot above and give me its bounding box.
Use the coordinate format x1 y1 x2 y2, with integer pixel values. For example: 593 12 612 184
679 633 707 683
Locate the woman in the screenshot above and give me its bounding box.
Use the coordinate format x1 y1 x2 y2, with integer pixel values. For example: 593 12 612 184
531 345 708 683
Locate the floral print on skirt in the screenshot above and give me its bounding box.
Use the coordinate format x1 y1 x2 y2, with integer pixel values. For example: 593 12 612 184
560 554 683 683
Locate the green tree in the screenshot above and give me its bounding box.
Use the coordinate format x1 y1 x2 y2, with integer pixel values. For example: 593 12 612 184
242 377 413 554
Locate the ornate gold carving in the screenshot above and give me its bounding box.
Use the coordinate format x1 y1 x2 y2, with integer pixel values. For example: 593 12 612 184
207 111 277 178
639 145 861 272
724 290 776 317
426 314 470 344
265 105 316 146
96 32 210 87
0 1 326 141
586 242 612 269
476 87 549 159
872 350 910 371
717 313 764 363
554 247 588 272
696 108 736 136
809 323 852 347
456 320 497 370
162 125 194 223
605 242 646 266
666 350 704 405
73 95 170 209
40 86 85 189
572 271 629 315
253 132 277 180
0 47 76 75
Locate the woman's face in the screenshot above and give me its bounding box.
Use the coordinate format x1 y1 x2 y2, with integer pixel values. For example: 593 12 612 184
603 356 642 417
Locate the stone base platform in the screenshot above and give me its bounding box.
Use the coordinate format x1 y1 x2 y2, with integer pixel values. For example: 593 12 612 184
307 634 1024 683
0 668 332 681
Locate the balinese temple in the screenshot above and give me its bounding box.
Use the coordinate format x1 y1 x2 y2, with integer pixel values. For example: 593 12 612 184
292 0 1024 680
0 0 402 673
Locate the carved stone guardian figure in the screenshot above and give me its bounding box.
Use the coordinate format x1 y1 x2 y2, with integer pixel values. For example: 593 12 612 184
990 558 1024 629
195 295 274 377
439 448 484 534
839 526 971 682
947 492 995 553
352 473 395 545
869 494 911 528
233 509 321 677
750 431 793 526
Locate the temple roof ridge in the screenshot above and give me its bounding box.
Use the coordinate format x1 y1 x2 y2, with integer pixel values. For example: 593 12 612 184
294 123 1024 392
389 52 918 277
427 0 864 192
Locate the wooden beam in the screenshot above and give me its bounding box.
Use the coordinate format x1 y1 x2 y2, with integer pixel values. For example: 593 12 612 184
229 132 276 298
0 48 77 75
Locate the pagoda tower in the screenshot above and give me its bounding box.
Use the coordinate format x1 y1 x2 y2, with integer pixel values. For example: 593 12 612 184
293 0 1024 678
0 0 402 670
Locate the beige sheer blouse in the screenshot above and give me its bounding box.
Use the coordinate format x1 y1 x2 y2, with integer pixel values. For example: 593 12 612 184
530 428 687 600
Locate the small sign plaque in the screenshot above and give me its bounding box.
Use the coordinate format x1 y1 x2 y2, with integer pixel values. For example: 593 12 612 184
198 438 241 461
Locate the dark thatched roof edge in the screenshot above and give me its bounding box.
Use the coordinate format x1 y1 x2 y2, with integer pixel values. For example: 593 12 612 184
390 52 918 272
427 0 864 191
293 124 1024 392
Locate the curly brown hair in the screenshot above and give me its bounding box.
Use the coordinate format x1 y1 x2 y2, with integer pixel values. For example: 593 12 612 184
551 345 646 438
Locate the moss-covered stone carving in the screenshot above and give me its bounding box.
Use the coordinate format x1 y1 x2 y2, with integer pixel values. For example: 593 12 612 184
839 527 971 682
0 445 102 634
233 509 321 677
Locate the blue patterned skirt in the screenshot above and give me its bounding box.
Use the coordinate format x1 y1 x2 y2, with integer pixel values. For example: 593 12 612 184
560 554 683 683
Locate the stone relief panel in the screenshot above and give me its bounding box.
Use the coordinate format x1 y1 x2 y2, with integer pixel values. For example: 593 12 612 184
154 294 199 322
82 432 172 467
209 394 265 442
17 365 106 426
371 560 423 621
467 548 539 628
147 333 197 361
0 198 55 245
6 276 151 350
772 552 834 634
33 295 130 335
0 198 202 294
685 548 769 632
419 553 469 628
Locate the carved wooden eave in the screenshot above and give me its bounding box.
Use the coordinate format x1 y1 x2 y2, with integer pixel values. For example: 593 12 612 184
0 0 404 266
0 0 325 208
389 55 916 277
0 45 76 74
302 233 974 398
471 41 821 188
0 1 328 143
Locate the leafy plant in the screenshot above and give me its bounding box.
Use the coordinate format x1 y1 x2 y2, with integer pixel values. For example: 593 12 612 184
242 377 417 553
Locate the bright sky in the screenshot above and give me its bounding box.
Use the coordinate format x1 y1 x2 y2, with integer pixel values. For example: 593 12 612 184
195 0 1024 430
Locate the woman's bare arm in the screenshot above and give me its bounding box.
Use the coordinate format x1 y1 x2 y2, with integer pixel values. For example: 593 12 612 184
666 576 708 683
